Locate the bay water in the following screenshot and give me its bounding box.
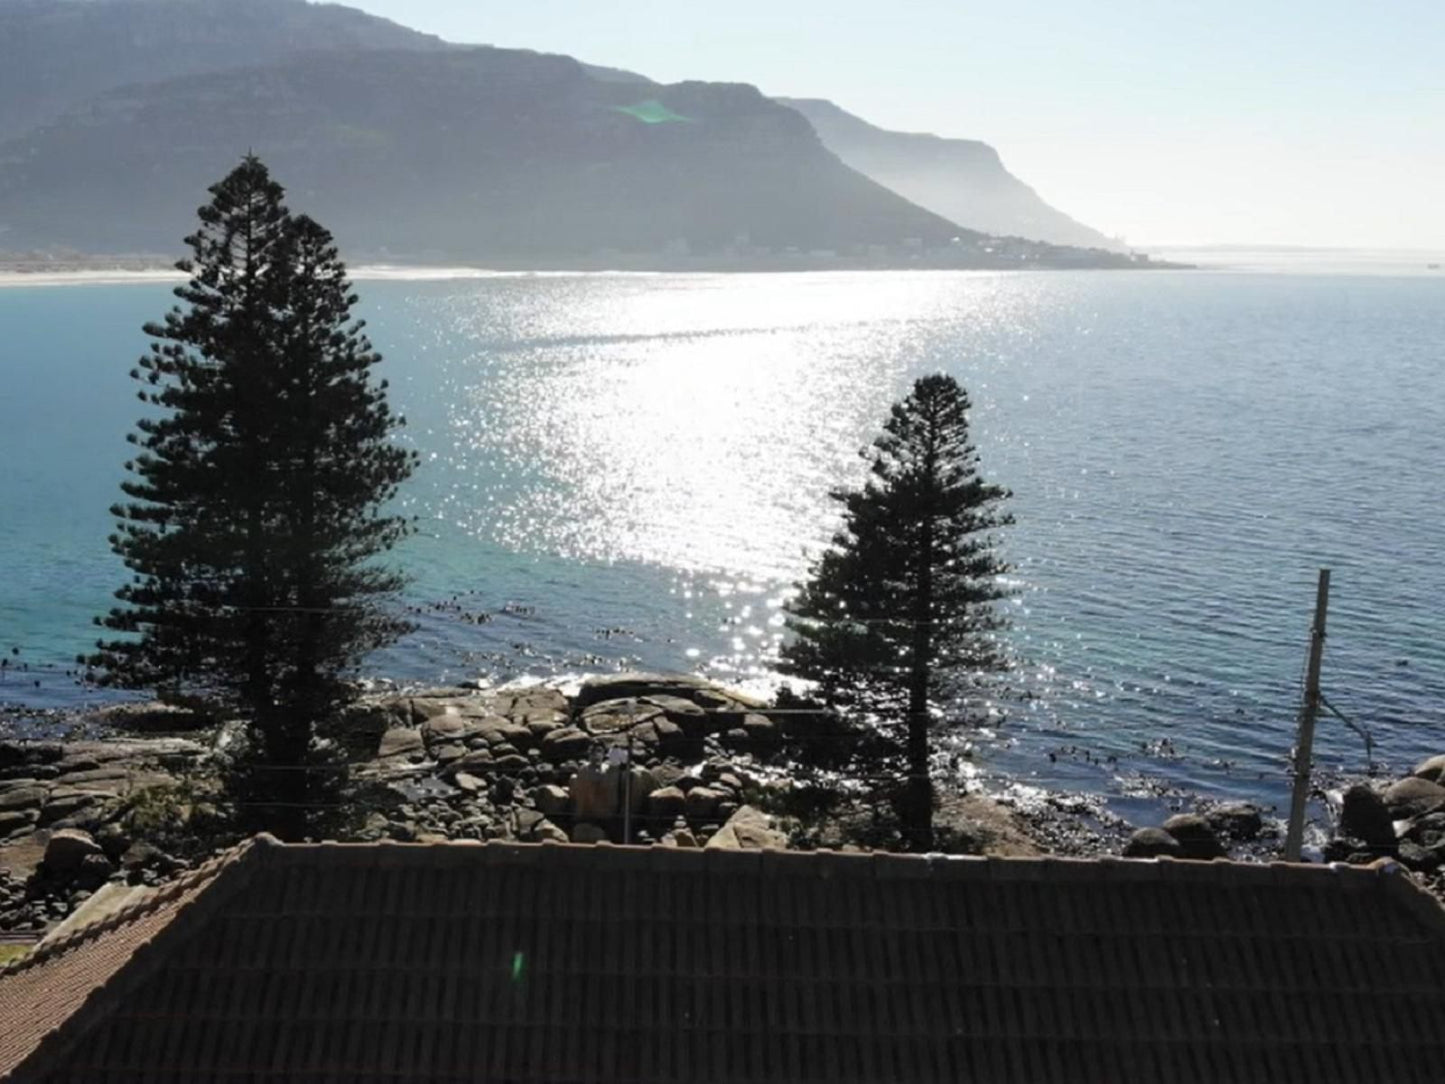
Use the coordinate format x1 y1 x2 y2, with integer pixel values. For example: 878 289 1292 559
2 269 1442 818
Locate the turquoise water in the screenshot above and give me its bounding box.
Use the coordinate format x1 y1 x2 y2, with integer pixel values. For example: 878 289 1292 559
2 270 1443 812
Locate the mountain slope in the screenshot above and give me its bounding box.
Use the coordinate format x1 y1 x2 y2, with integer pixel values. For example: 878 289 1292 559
0 0 447 142
0 47 969 259
777 98 1121 251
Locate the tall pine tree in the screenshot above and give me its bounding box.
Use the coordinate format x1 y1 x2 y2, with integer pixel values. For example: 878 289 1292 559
92 157 416 838
781 374 1012 851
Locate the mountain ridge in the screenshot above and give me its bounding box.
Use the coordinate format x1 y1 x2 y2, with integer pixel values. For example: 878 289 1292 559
0 0 1146 268
777 98 1122 252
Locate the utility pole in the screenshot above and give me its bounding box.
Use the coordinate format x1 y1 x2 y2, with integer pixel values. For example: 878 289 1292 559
619 733 634 846
1284 569 1331 862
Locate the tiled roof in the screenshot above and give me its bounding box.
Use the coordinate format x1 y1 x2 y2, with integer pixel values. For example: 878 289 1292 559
2 838 1444 1082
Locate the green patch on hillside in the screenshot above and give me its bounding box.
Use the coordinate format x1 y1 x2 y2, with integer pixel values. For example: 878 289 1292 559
613 99 693 125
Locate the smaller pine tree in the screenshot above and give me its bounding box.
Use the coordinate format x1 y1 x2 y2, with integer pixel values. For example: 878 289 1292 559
780 373 1012 851
92 157 416 838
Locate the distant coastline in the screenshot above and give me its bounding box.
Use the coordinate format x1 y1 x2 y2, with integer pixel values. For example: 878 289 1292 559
0 251 1186 287
12 246 1445 286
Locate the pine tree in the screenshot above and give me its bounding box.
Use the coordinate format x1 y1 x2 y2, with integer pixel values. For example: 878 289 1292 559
92 156 417 838
781 374 1012 851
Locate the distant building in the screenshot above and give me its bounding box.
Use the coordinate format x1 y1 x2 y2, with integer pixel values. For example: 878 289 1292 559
2 837 1443 1081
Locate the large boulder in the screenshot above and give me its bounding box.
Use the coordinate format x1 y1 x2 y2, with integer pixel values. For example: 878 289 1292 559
1404 812 1445 849
1411 754 1445 784
531 784 570 818
1203 803 1264 842
579 698 663 735
573 673 716 711
704 806 788 851
540 727 592 764
646 786 687 820
1339 785 1396 849
1123 828 1183 859
1161 814 1226 859
0 783 46 813
41 828 105 877
684 787 726 822
377 727 424 760
1382 777 1445 820
419 712 470 747
1396 840 1441 874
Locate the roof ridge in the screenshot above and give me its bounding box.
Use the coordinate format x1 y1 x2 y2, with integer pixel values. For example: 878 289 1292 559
1 835 276 1082
0 835 263 980
256 837 1401 880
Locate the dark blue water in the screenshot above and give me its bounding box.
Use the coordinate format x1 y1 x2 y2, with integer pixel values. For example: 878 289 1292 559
2 270 1442 813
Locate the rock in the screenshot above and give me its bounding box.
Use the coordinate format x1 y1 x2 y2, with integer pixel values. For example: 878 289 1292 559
37 791 106 828
684 786 726 821
505 688 569 722
1323 837 1367 864
92 823 132 861
661 827 699 848
0 784 46 812
571 822 607 844
741 714 778 743
41 829 105 876
377 727 424 760
0 742 63 773
573 673 717 711
1123 827 1184 858
482 721 535 749
0 809 38 838
1204 803 1264 842
453 772 485 794
534 819 569 844
1410 754 1445 783
430 742 466 764
1396 840 1441 873
531 784 570 818
78 852 116 885
96 702 207 733
1382 777 1445 820
540 727 592 763
1339 784 1396 848
704 806 788 851
580 698 663 734
1404 812 1445 848
646 786 687 819
420 712 469 745
1161 814 1226 859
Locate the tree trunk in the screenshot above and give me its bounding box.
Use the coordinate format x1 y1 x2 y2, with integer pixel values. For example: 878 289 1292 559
906 515 934 852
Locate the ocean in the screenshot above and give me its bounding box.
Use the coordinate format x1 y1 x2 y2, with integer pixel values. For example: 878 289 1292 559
2 267 1442 819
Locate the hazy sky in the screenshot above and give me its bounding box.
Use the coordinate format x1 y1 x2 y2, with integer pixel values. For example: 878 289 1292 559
350 0 1443 249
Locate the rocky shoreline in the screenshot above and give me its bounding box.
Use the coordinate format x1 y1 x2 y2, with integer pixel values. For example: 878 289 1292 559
3 673 1442 941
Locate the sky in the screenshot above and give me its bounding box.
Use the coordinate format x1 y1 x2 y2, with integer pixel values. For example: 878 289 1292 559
348 0 1444 250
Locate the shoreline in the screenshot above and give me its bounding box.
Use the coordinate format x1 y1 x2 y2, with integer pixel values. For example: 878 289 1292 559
0 248 1184 287
4 672 1439 940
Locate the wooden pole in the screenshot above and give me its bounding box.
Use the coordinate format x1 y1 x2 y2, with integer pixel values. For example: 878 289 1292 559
622 733 634 846
1284 569 1331 862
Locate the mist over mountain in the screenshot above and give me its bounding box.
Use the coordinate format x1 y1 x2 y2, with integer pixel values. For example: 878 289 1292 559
778 98 1123 252
0 0 1138 266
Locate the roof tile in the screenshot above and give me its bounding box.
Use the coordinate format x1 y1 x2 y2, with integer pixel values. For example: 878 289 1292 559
4 842 1445 1081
